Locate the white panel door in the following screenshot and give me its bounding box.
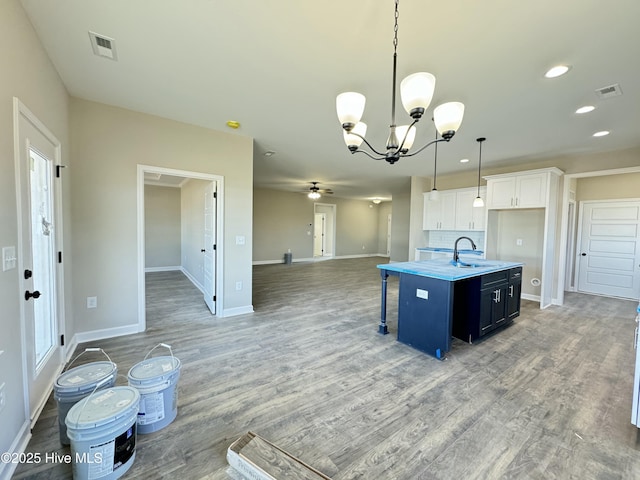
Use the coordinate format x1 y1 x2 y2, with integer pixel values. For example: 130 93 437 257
203 182 216 314
16 101 64 420
313 213 325 256
577 201 640 299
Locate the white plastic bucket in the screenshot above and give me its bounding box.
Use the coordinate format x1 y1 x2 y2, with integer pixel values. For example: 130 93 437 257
54 348 117 446
127 343 181 434
65 386 140 480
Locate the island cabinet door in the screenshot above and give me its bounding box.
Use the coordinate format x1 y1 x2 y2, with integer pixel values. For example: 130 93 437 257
507 268 523 319
479 270 509 336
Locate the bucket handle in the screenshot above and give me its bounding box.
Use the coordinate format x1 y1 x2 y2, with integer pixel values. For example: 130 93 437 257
70 375 116 429
65 347 115 372
143 343 175 364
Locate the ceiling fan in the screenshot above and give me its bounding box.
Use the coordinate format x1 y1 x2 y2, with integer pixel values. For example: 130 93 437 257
306 181 333 199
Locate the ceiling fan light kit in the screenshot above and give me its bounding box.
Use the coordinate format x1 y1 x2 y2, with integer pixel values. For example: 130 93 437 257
308 182 321 199
336 0 464 165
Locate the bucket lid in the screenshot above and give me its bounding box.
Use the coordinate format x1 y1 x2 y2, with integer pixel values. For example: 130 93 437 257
66 386 140 430
128 356 180 382
55 361 117 393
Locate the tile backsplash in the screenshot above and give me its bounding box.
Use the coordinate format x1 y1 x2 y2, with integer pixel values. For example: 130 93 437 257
426 230 485 250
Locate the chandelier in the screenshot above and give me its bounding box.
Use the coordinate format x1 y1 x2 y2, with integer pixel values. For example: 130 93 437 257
336 0 465 164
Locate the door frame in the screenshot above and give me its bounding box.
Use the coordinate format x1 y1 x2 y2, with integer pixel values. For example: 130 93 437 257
557 166 640 305
313 203 336 259
13 97 66 424
137 165 224 331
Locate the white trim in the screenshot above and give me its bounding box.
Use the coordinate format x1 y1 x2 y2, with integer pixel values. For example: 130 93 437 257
145 266 181 272
557 165 640 305
64 335 78 363
137 165 225 333
181 266 204 293
222 305 254 317
252 253 389 266
522 293 541 303
0 420 31 480
73 324 139 344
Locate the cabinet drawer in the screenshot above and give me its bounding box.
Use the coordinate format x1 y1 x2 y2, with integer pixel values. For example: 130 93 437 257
481 270 509 289
509 267 522 282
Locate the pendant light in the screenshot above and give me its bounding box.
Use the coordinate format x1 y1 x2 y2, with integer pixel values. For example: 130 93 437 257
473 137 486 208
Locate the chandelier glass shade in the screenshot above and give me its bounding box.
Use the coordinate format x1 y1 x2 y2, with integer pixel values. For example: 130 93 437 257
336 0 464 165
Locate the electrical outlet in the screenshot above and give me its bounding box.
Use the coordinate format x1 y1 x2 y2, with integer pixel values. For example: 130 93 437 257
416 289 429 300
516 239 523 246
235 281 242 291
87 296 97 308
0 383 6 413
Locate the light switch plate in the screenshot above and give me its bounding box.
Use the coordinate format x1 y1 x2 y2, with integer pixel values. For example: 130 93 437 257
2 246 17 271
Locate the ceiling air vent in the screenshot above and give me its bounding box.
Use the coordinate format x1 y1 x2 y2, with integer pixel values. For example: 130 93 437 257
595 83 622 99
89 31 118 60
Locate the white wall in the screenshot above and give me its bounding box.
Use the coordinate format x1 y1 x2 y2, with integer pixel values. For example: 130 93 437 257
145 185 181 268
70 98 253 334
0 0 71 474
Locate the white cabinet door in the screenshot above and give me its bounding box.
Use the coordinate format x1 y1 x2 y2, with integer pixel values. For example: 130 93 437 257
487 177 516 209
455 189 486 230
423 191 456 229
515 173 547 208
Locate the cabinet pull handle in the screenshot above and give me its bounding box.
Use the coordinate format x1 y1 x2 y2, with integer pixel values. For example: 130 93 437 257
515 197 519 206
509 285 514 297
493 290 499 303
511 198 514 207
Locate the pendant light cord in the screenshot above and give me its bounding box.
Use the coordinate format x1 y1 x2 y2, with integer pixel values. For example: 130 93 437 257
433 126 438 190
390 0 400 127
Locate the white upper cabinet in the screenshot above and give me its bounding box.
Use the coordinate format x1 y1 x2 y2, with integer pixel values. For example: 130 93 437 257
423 187 486 231
486 168 563 209
423 191 456 230
455 187 486 231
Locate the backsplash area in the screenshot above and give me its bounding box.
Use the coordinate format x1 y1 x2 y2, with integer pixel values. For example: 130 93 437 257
426 230 485 250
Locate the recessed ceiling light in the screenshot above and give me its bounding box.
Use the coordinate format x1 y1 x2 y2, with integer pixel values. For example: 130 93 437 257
593 130 610 137
459 158 469 163
544 65 571 78
263 151 276 157
575 105 595 114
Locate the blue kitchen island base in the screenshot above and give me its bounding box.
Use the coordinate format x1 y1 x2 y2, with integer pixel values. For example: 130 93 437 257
378 258 523 360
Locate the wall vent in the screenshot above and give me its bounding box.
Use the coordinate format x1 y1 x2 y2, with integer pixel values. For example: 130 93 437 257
595 83 622 99
89 31 118 60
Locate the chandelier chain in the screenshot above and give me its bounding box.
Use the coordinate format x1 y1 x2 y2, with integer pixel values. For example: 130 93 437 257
393 0 399 54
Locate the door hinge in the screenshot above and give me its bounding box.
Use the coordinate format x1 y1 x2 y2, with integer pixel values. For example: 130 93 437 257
60 334 65 346
213 191 217 199
56 165 66 178
213 295 216 302
58 251 62 263
213 244 217 250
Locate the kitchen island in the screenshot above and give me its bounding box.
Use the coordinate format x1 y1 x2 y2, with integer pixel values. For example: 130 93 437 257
377 258 523 359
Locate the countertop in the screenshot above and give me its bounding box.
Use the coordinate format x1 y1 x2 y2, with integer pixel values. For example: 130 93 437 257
377 258 524 281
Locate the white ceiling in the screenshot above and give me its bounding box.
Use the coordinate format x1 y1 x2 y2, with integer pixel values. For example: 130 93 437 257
20 0 640 200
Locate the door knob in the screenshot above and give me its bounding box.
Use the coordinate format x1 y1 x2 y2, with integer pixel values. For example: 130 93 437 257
581 253 587 256
24 269 32 279
25 290 41 301
200 249 206 252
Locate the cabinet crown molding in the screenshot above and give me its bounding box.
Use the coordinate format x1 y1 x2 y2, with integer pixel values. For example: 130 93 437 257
483 167 563 181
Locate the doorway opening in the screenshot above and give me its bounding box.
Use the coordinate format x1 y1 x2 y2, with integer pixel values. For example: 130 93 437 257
313 203 336 259
137 165 224 332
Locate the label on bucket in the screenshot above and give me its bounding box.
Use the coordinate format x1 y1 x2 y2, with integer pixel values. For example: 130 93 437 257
84 424 136 480
138 392 165 425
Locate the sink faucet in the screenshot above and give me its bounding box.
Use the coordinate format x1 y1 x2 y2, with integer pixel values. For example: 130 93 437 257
453 236 477 263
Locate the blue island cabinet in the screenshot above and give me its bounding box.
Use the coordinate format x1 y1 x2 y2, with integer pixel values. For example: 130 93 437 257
378 259 524 360
397 274 455 359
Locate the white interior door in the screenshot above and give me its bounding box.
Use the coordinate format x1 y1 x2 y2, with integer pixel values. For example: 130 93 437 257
16 100 64 420
577 200 640 299
203 182 216 314
313 213 325 256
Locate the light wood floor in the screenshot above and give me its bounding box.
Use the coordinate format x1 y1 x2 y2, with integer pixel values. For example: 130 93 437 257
14 257 640 479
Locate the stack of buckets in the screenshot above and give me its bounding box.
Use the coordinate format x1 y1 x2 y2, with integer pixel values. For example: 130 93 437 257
56 343 181 480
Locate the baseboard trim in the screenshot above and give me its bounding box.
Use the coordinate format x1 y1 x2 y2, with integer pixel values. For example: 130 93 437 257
64 335 79 362
73 324 140 345
145 266 181 272
253 253 388 265
180 267 204 293
521 293 541 303
1 420 31 480
222 305 254 317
